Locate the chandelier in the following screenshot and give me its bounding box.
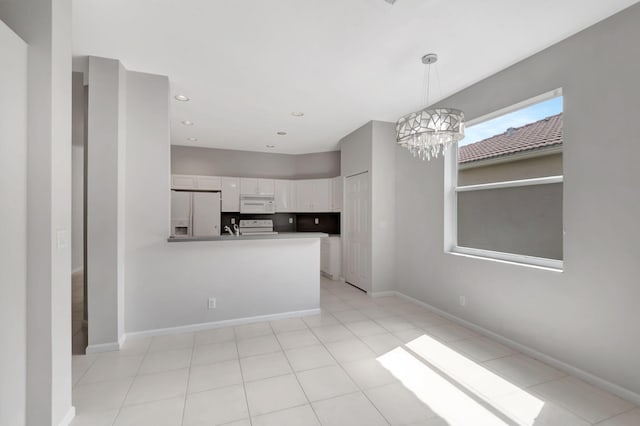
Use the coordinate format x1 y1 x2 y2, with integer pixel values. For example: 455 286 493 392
396 53 465 161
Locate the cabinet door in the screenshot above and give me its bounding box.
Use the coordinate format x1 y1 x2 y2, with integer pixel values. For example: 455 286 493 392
171 174 198 190
331 176 343 212
197 175 222 191
240 178 259 194
221 177 240 212
295 180 314 212
274 180 294 212
258 179 275 195
312 179 331 212
320 238 330 273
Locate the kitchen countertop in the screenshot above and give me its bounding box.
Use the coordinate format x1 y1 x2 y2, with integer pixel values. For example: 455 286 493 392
167 232 329 242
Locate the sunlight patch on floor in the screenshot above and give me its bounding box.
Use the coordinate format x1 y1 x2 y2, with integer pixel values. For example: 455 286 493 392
377 334 548 426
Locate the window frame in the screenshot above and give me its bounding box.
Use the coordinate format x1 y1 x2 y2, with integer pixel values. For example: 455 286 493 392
444 89 564 271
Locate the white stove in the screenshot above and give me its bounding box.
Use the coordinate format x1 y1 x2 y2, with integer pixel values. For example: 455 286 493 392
238 219 278 236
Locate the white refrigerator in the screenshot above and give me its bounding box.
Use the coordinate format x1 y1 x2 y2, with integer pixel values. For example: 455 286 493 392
171 191 221 237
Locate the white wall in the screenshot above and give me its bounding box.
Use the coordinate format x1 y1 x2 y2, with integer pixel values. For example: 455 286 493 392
395 3 640 397
85 61 315 340
0 0 73 424
0 18 27 426
124 70 320 332
86 57 127 349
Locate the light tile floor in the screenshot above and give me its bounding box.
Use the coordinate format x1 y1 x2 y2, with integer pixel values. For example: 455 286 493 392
71 277 639 426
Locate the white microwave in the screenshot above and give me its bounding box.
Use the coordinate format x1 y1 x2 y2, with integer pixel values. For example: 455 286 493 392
240 195 276 214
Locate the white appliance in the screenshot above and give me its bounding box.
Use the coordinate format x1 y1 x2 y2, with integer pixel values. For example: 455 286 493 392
171 190 221 237
239 219 278 236
240 195 276 214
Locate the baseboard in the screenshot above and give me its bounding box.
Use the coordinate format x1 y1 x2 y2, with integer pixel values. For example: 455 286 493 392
118 332 127 348
125 308 321 340
58 406 75 426
85 341 121 354
392 290 640 406
368 291 397 298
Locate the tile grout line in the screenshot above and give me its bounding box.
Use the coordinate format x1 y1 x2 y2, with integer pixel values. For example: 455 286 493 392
109 337 154 426
306 306 392 425
592 405 639 425
178 335 196 426
233 326 254 426
270 320 325 425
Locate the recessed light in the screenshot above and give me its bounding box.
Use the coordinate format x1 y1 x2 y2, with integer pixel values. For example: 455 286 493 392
181 120 194 126
291 112 304 117
266 145 275 148
276 131 287 136
174 94 190 102
187 137 198 142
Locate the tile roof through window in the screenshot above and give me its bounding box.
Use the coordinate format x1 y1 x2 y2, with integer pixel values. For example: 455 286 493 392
458 113 563 164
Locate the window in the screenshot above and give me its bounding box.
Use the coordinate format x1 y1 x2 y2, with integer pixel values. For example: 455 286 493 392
445 90 563 269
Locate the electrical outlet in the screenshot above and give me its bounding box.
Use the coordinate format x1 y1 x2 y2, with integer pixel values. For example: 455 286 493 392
208 297 216 309
289 217 293 224
459 296 466 307
231 218 235 225
314 218 319 225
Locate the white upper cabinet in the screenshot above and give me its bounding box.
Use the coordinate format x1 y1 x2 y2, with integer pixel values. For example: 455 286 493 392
295 179 331 212
171 174 198 190
258 178 275 195
171 174 221 191
197 175 222 191
313 179 331 212
240 178 275 195
274 179 296 212
295 180 314 212
221 177 240 212
240 178 259 194
331 176 343 212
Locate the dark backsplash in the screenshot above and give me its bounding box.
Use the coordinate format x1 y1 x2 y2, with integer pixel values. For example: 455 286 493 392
221 212 340 234
296 213 340 234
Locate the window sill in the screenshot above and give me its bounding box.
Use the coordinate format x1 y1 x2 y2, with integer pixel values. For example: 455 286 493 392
447 246 563 272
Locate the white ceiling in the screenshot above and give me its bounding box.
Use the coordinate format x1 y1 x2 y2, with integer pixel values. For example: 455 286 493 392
72 0 637 154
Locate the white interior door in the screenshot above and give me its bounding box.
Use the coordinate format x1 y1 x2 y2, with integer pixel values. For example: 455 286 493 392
344 172 370 292
192 192 221 236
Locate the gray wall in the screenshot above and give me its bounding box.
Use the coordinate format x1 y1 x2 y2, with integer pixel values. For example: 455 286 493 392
340 121 396 294
171 146 340 179
72 72 85 272
86 56 127 350
0 17 27 426
457 183 563 260
370 121 397 293
0 0 74 424
395 3 640 398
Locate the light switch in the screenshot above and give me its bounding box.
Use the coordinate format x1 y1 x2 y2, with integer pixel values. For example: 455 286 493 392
231 218 235 225
314 218 319 225
289 217 293 224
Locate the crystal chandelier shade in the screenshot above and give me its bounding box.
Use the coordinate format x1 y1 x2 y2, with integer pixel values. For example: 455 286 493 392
396 108 465 161
395 53 465 161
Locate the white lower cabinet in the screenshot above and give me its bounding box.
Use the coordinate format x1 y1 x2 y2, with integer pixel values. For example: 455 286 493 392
321 236 341 280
